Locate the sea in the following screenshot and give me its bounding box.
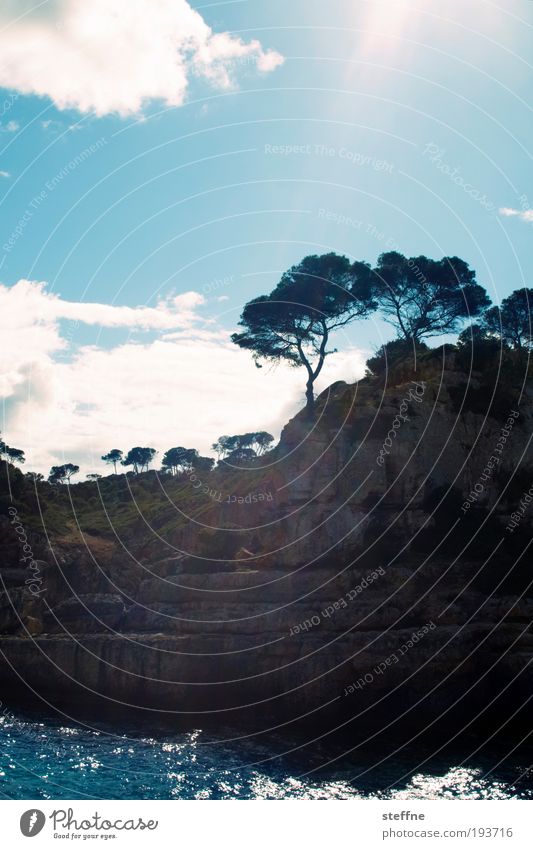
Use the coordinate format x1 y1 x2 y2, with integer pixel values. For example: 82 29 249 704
1 710 532 800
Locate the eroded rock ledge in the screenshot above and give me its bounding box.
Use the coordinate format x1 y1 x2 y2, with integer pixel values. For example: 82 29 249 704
1 352 532 730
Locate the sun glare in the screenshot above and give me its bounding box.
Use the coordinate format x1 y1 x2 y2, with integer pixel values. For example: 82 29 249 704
354 0 418 60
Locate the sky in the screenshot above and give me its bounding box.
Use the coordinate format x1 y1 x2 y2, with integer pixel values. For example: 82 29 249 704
0 0 532 475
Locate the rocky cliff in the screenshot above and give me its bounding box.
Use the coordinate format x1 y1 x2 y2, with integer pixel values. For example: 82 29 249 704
1 345 532 735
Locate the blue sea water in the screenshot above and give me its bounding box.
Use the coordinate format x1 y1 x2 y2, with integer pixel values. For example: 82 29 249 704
1 711 532 800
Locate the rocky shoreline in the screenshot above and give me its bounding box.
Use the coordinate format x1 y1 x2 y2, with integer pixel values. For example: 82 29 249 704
1 350 532 734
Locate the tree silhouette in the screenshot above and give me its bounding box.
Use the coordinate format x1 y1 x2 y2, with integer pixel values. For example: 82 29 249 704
5 447 25 464
161 447 198 475
372 252 490 343
365 339 429 376
0 435 25 465
456 323 504 371
193 456 215 473
101 449 123 474
122 447 156 474
211 432 273 460
225 447 257 465
232 253 376 414
87 473 102 481
249 431 274 455
481 288 533 356
49 463 79 484
211 436 233 459
161 447 182 475
27 472 44 483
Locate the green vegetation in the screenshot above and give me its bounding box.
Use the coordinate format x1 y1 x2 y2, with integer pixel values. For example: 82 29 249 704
101 449 123 473
161 447 197 475
0 435 25 465
3 250 533 482
365 339 430 376
231 250 496 412
211 432 274 459
121 447 157 474
371 252 490 342
231 253 376 414
482 288 533 355
48 463 79 484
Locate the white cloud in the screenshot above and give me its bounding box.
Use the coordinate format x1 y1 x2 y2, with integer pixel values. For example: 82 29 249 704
0 0 283 117
0 279 205 331
0 170 10 178
0 280 206 396
499 207 533 223
0 280 366 474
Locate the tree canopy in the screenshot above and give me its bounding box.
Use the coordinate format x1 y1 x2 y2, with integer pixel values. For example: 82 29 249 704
481 288 533 354
49 463 79 484
372 252 491 343
102 449 123 473
122 447 156 474
365 338 430 376
224 447 258 465
211 436 232 459
231 253 376 413
0 435 25 465
161 447 198 475
212 432 274 458
193 456 215 473
247 431 274 454
27 472 44 483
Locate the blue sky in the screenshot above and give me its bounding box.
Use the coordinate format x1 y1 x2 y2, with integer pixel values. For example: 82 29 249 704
1 0 532 474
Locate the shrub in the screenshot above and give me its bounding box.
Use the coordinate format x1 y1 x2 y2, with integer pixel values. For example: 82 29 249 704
366 339 429 376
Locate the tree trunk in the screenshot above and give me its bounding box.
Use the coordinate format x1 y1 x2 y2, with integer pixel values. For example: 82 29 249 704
305 378 315 416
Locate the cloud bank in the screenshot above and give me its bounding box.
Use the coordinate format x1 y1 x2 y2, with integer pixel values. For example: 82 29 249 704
0 281 366 475
0 0 284 117
499 207 533 224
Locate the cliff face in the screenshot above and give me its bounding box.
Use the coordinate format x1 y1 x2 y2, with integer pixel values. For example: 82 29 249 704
1 347 532 731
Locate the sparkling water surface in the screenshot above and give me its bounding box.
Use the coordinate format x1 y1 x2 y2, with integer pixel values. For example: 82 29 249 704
1 712 531 800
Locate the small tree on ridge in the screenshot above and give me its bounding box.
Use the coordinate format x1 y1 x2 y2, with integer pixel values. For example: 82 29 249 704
232 253 376 415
